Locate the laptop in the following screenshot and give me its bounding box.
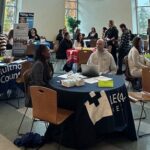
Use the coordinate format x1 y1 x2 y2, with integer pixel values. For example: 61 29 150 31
81 64 99 77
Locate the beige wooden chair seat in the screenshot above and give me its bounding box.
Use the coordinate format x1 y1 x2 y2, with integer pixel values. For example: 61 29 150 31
128 68 150 138
30 86 74 149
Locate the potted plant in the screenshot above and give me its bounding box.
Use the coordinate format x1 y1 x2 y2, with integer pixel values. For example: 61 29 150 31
66 16 81 40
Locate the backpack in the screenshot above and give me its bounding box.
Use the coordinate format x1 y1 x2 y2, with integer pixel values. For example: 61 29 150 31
14 132 45 148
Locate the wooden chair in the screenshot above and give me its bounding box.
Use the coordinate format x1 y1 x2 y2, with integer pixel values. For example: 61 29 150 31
30 86 73 149
89 39 97 47
17 69 32 135
124 56 138 89
25 44 36 56
15 61 32 108
128 68 150 137
143 40 149 53
142 67 150 93
78 50 93 65
16 61 32 84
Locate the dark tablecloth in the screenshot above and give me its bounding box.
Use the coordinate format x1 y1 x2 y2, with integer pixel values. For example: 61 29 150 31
45 75 137 148
0 63 21 99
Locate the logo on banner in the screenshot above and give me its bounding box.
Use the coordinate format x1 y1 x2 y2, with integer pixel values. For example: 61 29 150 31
0 64 22 83
109 92 126 113
85 91 113 125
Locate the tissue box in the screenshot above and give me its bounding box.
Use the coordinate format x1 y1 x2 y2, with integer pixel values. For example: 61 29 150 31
61 78 85 87
98 80 114 88
75 78 85 86
61 79 76 87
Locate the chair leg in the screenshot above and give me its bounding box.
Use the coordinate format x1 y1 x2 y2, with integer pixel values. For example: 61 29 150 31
30 119 35 132
134 102 147 120
137 102 150 137
17 107 28 135
58 125 64 150
45 122 49 129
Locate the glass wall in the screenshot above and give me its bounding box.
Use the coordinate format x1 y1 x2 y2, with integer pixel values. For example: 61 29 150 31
136 0 150 34
3 0 17 33
65 0 78 18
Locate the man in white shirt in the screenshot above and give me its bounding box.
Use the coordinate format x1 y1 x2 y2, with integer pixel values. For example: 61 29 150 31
87 39 117 74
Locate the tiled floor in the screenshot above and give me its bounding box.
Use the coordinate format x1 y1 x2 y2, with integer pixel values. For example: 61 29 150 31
1 64 150 149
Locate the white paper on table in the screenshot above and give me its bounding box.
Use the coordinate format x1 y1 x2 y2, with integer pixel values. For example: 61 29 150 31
58 74 69 79
58 73 87 79
12 59 27 64
84 78 98 84
84 76 112 84
94 76 112 81
0 63 6 66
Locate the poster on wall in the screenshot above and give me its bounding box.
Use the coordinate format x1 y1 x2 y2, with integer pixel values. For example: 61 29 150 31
13 23 28 56
19 12 34 29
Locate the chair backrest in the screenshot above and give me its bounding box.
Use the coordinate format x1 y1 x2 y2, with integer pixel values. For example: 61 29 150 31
78 50 93 65
23 69 32 107
17 61 32 83
26 44 36 56
30 86 57 124
90 39 97 47
142 68 150 93
143 40 148 52
124 56 135 81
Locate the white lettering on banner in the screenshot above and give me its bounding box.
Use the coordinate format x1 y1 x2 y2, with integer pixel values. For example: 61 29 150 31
0 64 22 75
0 72 20 83
0 64 22 84
109 92 126 113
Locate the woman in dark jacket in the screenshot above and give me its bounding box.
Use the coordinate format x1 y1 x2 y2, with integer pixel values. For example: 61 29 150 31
87 27 98 39
56 32 72 59
30 45 53 87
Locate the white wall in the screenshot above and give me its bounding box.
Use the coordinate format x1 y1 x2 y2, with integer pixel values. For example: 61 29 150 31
21 0 65 41
78 0 133 37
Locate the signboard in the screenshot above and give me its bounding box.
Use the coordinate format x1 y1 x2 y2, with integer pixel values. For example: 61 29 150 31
13 23 28 56
19 12 34 29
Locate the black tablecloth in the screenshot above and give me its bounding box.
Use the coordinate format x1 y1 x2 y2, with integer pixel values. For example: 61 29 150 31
0 63 21 99
45 75 137 148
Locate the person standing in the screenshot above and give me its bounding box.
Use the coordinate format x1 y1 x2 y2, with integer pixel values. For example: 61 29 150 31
105 20 118 64
117 23 131 74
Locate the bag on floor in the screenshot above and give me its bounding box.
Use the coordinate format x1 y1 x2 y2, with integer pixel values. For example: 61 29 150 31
14 132 44 148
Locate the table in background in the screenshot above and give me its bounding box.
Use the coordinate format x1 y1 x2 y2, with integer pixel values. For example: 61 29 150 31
26 41 51 56
45 75 137 148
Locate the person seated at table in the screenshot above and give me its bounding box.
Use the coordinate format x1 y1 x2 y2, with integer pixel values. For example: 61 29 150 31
6 29 13 49
73 33 84 48
28 28 40 41
128 36 150 78
73 28 81 40
87 27 98 39
87 39 117 74
30 45 54 87
56 32 72 59
102 27 108 40
56 29 63 44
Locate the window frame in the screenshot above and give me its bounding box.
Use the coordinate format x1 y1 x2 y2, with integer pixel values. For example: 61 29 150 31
3 0 18 33
135 0 150 34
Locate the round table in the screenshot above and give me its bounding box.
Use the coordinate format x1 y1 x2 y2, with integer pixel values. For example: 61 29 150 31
49 74 124 93
45 75 137 148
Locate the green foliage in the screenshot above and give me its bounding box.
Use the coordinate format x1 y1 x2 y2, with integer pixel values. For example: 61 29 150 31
66 16 80 33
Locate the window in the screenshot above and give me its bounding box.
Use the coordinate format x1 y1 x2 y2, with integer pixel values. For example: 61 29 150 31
65 0 78 18
3 0 17 33
136 0 150 34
